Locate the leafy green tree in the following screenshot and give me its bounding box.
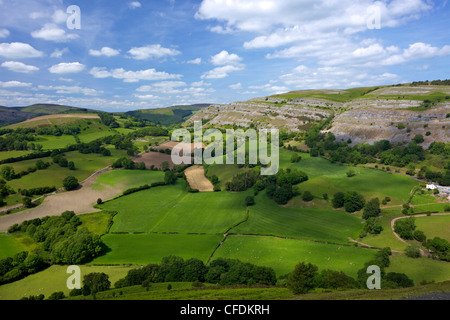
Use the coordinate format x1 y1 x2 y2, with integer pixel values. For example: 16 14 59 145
183 258 208 282
343 191 365 213
82 272 111 296
286 262 318 294
405 246 421 258
332 192 345 208
164 171 177 185
63 176 79 191
362 198 381 220
1 166 15 181
245 196 255 206
302 191 314 202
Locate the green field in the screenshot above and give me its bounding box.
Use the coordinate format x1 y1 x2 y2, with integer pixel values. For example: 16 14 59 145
78 211 113 236
101 182 250 234
0 265 134 300
387 254 450 284
90 169 165 192
91 233 222 265
1 149 128 191
232 192 362 244
213 235 377 277
0 151 33 162
280 149 419 206
415 215 450 241
0 234 27 259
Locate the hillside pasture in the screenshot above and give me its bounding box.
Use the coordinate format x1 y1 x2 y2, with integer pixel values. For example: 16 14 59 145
91 233 222 265
213 235 377 277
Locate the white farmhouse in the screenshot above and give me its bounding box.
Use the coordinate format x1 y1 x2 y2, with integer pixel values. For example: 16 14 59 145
426 183 438 190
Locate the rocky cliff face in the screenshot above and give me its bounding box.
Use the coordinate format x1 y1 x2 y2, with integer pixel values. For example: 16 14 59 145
185 85 450 146
328 102 450 147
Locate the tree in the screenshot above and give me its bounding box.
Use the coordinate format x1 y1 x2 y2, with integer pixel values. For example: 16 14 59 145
1 166 15 181
413 134 424 144
68 161 76 170
286 262 318 294
63 176 79 191
164 171 177 185
332 192 345 208
82 272 111 296
343 191 365 213
183 258 207 282
362 198 381 220
22 197 33 208
405 246 421 258
346 169 356 177
302 191 314 202
161 161 170 171
245 196 255 206
291 153 301 163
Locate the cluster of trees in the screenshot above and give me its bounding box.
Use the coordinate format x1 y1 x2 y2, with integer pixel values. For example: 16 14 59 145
20 186 56 197
360 217 383 238
52 154 75 170
265 169 308 205
332 191 366 213
225 168 261 192
410 79 450 86
3 211 104 284
99 112 119 128
0 130 36 151
35 125 81 136
114 256 277 289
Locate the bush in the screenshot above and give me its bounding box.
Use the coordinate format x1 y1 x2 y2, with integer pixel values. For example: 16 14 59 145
47 291 65 300
302 191 314 202
245 196 255 206
332 192 345 208
286 262 318 294
405 246 421 258
63 176 79 191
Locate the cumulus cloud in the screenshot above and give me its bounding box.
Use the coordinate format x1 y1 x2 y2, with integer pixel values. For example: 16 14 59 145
90 67 182 83
210 50 242 66
0 42 43 59
1 61 39 73
89 47 121 57
50 48 69 58
201 64 243 79
128 44 181 60
49 62 86 74
31 23 79 42
0 81 32 88
187 58 202 64
229 83 242 90
129 2 142 9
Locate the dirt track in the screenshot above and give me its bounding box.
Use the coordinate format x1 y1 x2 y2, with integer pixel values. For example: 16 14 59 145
184 165 214 192
0 167 119 232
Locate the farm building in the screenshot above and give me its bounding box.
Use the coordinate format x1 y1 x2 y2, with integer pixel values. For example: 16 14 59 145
426 183 438 190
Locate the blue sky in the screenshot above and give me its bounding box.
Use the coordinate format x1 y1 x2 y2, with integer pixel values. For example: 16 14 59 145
0 0 449 112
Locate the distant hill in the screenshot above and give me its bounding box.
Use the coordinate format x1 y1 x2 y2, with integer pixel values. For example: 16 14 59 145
0 104 100 127
125 104 211 126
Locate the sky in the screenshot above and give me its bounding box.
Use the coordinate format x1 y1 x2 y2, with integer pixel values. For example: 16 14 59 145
0 0 449 112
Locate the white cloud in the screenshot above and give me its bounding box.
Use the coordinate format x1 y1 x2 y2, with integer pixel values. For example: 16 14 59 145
128 44 181 60
0 42 43 59
50 48 69 58
382 42 450 65
1 61 39 73
89 47 121 57
90 67 182 83
136 81 187 93
0 28 9 38
187 58 202 64
201 65 243 79
31 23 79 42
0 81 32 88
52 9 68 24
49 62 86 74
129 2 142 9
210 50 242 66
229 83 242 90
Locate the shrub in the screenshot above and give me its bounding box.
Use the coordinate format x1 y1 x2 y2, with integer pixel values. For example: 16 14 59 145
405 246 421 258
245 196 255 206
332 192 345 208
302 191 314 202
63 176 79 191
286 262 318 294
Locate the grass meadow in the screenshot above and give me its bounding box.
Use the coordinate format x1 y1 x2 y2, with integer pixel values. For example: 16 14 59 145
91 233 223 265
0 265 134 300
213 235 377 277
